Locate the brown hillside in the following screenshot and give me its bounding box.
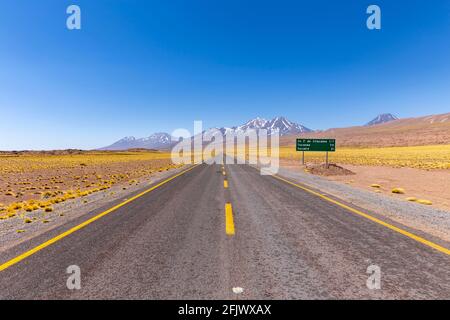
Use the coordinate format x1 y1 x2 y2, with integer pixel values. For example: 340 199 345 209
281 112 450 147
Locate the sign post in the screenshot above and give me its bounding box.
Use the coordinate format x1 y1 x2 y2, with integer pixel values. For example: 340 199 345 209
296 139 336 168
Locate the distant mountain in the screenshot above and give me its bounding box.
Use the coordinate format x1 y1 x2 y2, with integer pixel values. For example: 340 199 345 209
100 117 311 150
262 116 311 135
365 113 398 126
204 116 312 137
100 132 173 151
236 117 269 131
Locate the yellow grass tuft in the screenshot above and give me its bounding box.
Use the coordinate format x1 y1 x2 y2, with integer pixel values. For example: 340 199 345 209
7 211 16 218
392 188 405 194
370 184 381 188
417 199 432 205
406 197 418 202
9 203 23 210
39 201 51 208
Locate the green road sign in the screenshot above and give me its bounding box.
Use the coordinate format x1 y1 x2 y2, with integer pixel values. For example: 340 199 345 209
296 139 336 152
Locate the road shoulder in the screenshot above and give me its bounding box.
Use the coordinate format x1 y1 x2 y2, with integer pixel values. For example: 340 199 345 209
271 165 450 244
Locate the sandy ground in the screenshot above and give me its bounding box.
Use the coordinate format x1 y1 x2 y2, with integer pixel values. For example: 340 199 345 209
0 157 174 207
0 166 187 252
281 159 450 213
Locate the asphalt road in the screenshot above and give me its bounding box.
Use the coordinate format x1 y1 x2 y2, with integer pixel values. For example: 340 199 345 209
0 164 449 299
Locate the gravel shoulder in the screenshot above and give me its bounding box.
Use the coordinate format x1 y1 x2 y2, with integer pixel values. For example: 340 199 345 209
0 166 188 253
276 165 450 243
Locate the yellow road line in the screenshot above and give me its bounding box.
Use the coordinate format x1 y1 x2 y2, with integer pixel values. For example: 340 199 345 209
272 174 450 256
0 165 200 272
225 203 235 236
224 180 228 189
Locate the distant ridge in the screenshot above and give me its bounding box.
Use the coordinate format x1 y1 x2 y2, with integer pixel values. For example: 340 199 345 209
280 112 450 148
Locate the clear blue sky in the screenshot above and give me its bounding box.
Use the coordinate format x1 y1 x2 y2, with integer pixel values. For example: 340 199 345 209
1 0 449 150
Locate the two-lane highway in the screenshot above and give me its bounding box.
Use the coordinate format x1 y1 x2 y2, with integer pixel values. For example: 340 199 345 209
0 164 449 299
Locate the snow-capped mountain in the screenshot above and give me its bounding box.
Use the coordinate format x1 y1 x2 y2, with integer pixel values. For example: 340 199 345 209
141 132 172 144
365 113 398 126
100 117 311 150
236 117 269 131
204 116 311 137
100 132 174 150
263 116 311 135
